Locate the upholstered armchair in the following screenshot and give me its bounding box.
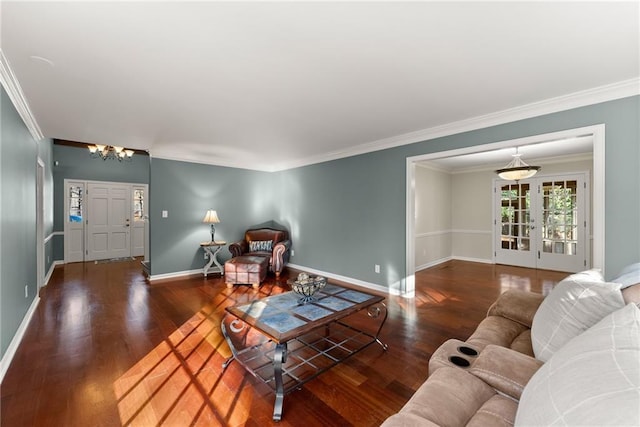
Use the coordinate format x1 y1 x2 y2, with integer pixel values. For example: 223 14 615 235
228 222 291 277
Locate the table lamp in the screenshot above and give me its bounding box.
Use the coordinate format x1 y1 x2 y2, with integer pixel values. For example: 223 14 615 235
203 210 220 243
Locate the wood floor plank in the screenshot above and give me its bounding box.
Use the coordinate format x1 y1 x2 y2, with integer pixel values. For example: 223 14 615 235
1 259 566 426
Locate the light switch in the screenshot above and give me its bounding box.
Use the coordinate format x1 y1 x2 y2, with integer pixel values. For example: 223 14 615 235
162 210 168 218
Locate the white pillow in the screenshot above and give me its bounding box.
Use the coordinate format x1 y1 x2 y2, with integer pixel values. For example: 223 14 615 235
613 262 640 289
531 270 624 362
516 303 640 426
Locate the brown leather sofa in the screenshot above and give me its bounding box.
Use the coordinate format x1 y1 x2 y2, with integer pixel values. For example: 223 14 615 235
228 223 291 277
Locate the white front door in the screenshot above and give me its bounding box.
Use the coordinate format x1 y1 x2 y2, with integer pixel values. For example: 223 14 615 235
495 173 588 273
87 183 131 260
64 181 85 263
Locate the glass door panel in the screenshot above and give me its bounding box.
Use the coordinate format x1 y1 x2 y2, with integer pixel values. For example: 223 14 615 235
64 181 85 263
496 182 536 268
500 183 531 252
495 174 587 273
539 178 585 272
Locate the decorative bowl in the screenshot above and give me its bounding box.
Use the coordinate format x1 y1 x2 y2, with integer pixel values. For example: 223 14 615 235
292 275 327 303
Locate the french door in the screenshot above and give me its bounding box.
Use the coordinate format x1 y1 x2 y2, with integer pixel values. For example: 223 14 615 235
494 173 589 273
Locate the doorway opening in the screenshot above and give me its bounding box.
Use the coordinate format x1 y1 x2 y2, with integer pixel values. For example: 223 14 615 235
405 124 605 298
64 179 149 263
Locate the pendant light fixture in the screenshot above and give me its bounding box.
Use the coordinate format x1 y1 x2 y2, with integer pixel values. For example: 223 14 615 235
495 147 540 181
88 144 135 161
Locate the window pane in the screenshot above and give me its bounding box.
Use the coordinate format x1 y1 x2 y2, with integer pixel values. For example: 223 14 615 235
69 186 83 222
133 189 144 221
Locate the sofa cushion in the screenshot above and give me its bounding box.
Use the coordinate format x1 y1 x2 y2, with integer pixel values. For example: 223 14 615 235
488 290 545 328
466 316 534 356
531 269 624 362
516 303 640 426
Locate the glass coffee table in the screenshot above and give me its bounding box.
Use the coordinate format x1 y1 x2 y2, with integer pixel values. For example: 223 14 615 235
221 283 388 421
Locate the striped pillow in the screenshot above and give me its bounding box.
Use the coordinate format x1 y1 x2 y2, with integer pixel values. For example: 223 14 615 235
249 240 273 252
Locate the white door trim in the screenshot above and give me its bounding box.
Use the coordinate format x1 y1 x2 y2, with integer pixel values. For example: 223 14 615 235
406 124 605 297
63 179 148 263
36 158 45 290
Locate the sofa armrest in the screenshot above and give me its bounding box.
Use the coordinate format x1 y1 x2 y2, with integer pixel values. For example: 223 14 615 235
273 239 291 254
469 345 543 401
271 239 291 275
487 290 545 328
228 240 248 258
381 367 516 427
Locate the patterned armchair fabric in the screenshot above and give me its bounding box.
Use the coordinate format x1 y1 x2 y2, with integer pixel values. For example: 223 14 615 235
228 224 291 277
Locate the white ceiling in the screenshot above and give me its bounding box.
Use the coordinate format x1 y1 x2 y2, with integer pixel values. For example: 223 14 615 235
2 2 638 171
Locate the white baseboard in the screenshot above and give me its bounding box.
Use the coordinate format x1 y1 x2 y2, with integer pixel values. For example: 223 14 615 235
43 260 63 287
287 263 398 295
452 255 494 264
148 268 204 282
1 261 63 382
416 256 453 271
416 256 494 272
0 295 40 383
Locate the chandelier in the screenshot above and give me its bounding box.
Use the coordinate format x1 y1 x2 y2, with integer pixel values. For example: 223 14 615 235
88 144 135 161
495 147 540 181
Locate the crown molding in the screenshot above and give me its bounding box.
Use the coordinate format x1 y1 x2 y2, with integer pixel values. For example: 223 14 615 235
271 77 640 172
149 152 274 172
0 50 44 141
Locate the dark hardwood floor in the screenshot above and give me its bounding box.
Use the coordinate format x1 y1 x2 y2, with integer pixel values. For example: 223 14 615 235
1 259 567 426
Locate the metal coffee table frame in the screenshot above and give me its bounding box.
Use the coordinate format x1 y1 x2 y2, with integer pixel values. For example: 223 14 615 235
220 285 387 421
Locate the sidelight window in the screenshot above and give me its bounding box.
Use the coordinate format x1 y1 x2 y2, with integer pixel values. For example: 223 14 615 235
68 186 83 223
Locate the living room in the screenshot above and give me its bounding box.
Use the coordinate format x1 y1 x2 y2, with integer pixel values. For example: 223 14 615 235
1 1 639 425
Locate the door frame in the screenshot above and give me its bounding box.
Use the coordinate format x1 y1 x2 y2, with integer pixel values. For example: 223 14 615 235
63 179 148 263
36 158 45 291
405 124 605 298
493 171 590 272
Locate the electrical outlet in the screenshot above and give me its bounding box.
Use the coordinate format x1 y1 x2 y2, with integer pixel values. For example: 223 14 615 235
374 264 380 274
291 250 295 257
25 284 28 298
162 210 168 218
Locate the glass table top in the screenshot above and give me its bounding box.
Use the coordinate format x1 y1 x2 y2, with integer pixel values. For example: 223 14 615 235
226 284 383 341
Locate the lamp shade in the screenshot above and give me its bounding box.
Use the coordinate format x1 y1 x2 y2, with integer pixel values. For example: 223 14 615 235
495 148 540 181
496 167 540 181
203 210 220 224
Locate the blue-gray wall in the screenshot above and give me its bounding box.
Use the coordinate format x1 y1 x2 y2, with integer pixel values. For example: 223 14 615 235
51 143 150 261
277 150 404 286
39 137 55 275
278 95 640 284
2 88 638 360
149 158 277 275
1 88 53 358
149 96 639 285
